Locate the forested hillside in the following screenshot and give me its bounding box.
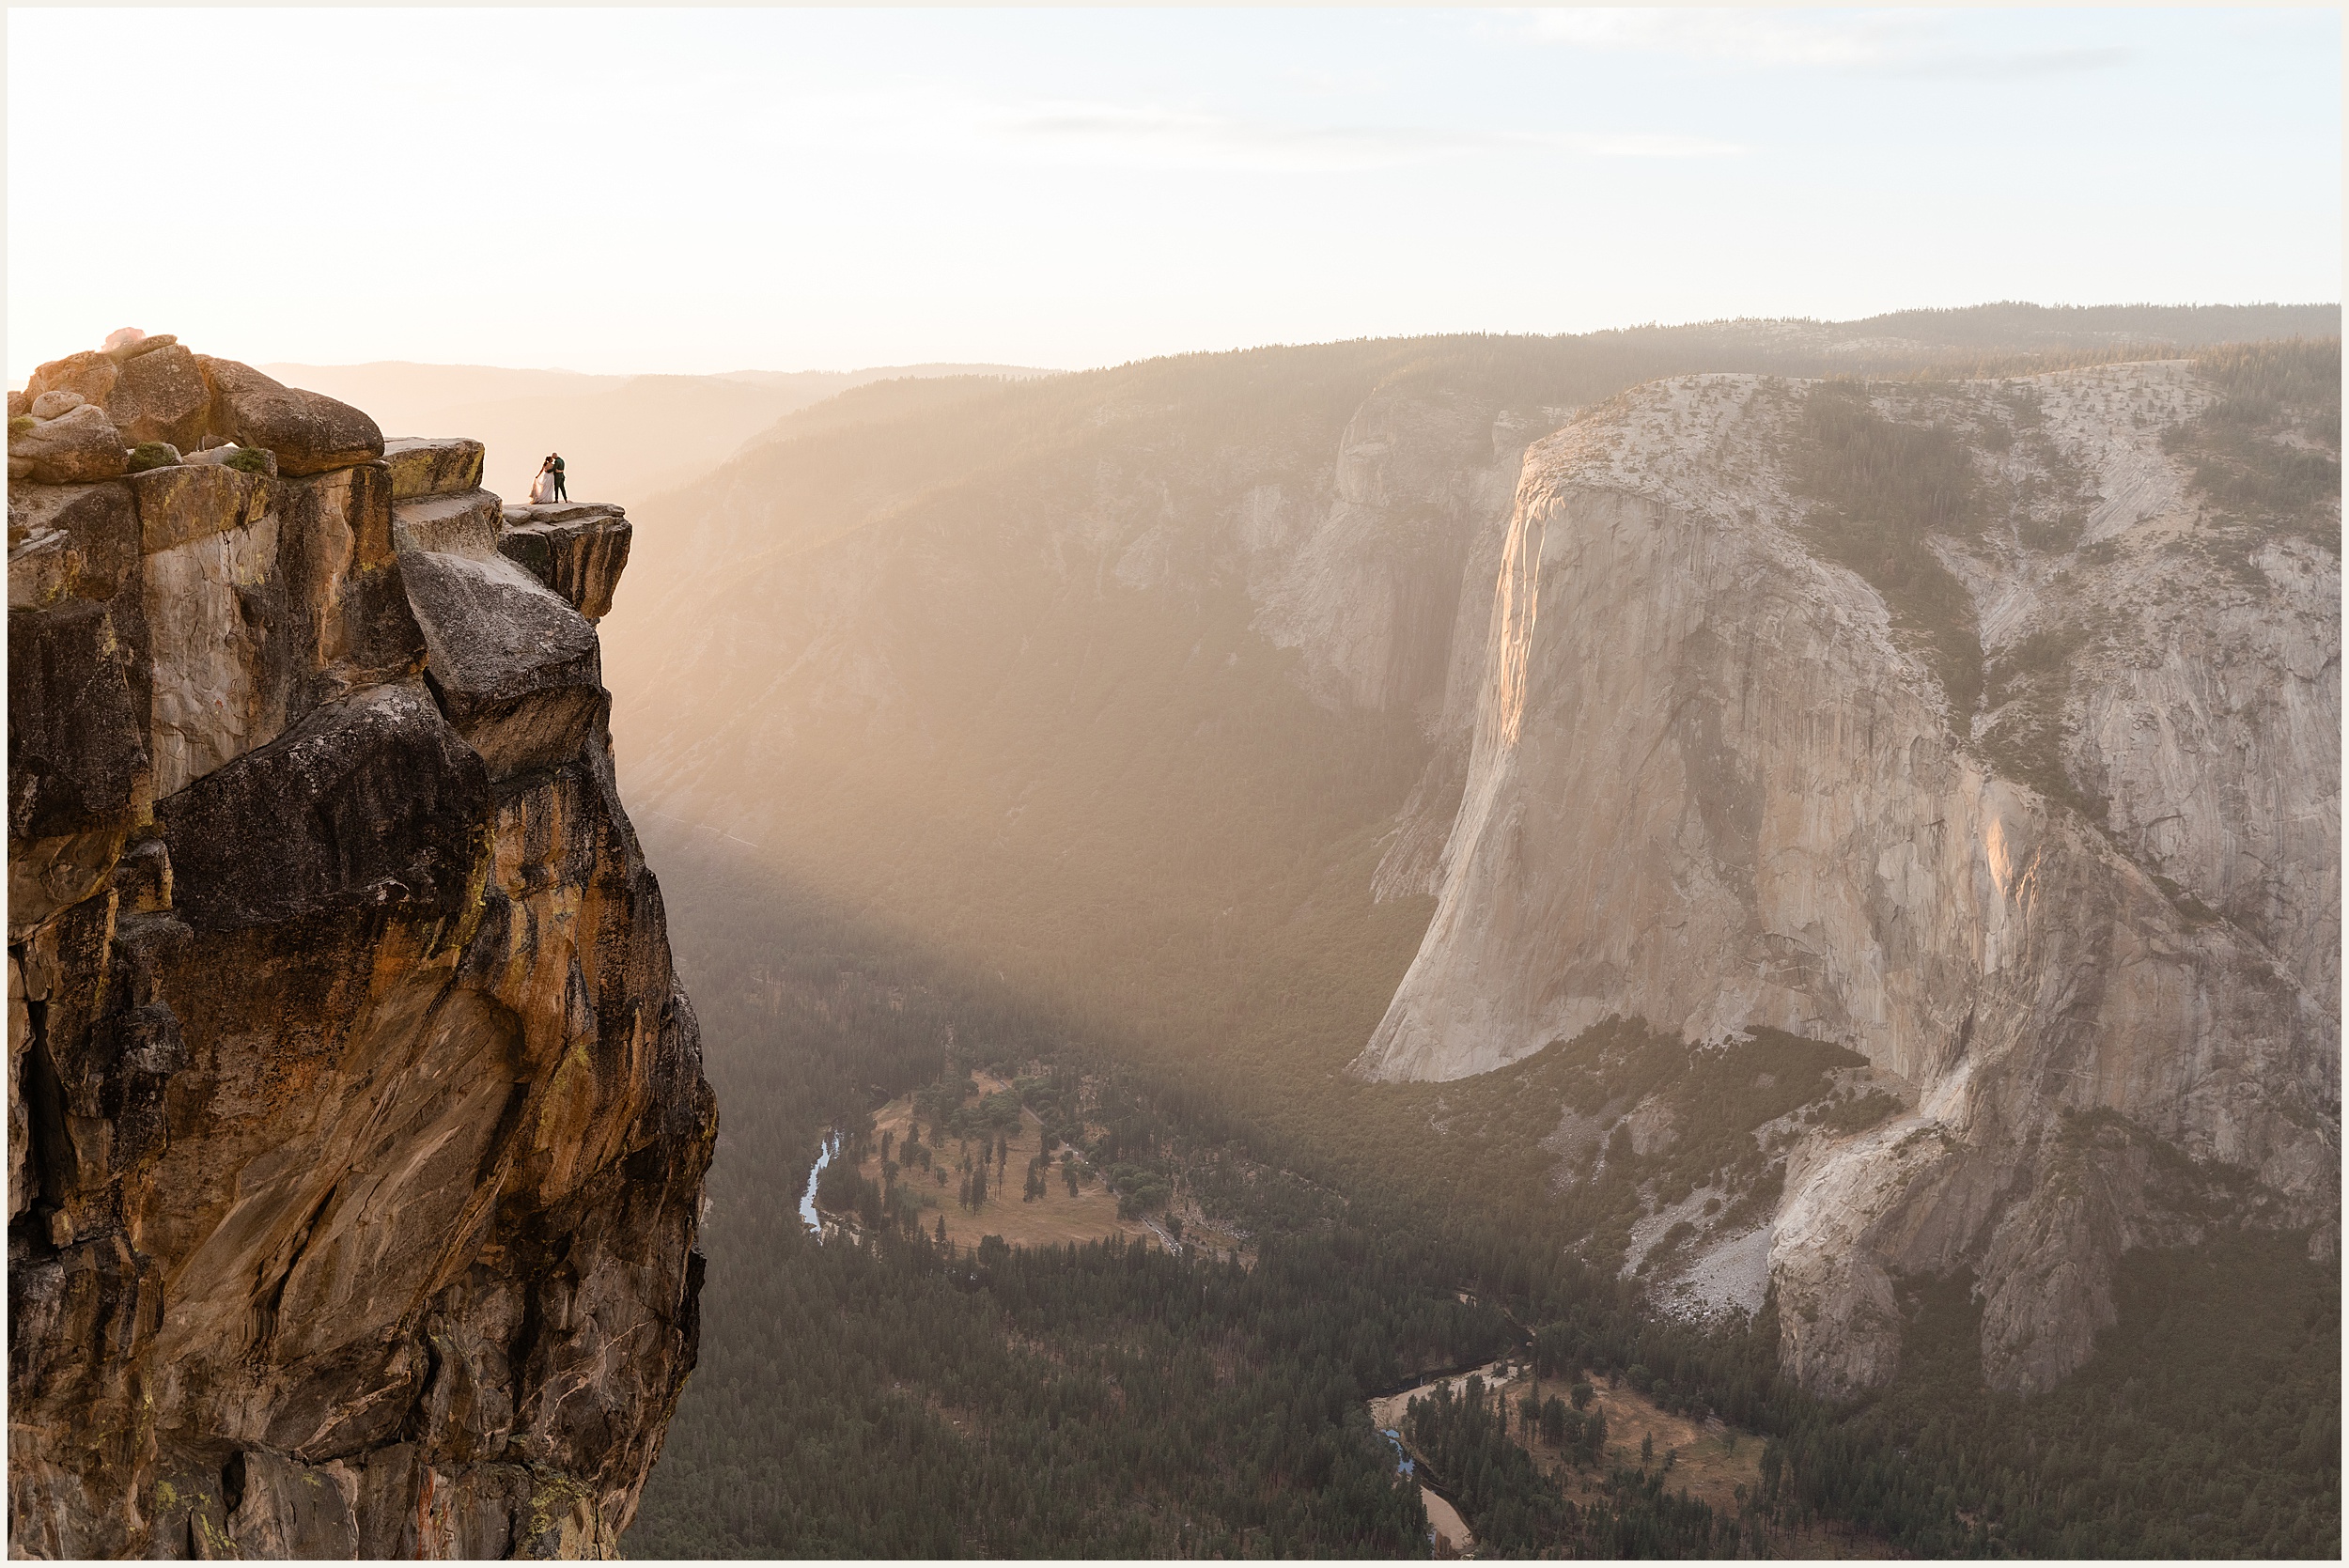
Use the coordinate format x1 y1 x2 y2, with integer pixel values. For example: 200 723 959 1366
623 836 2338 1558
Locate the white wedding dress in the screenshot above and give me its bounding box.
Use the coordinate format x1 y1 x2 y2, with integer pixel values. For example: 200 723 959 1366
528 465 556 504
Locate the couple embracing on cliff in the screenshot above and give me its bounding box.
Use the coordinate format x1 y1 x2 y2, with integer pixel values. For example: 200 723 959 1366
529 451 567 504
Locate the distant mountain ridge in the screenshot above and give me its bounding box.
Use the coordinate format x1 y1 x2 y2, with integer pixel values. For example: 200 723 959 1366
250 303 2337 519
1687 299 2335 347
257 360 1055 512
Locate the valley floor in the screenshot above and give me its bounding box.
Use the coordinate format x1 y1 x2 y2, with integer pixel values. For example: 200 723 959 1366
1370 1356 1908 1558
847 1073 1150 1253
622 830 2341 1560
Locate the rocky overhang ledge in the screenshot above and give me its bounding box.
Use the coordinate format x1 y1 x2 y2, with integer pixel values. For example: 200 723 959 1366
8 338 715 1559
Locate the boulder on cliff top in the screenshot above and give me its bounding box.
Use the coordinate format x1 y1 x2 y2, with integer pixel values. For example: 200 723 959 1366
102 331 177 362
195 356 382 475
23 350 119 410
381 436 485 501
8 403 128 485
102 343 211 451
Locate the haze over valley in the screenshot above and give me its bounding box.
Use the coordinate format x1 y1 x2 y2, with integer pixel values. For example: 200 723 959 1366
258 362 1053 516
8 6 2340 1560
590 302 2335 1555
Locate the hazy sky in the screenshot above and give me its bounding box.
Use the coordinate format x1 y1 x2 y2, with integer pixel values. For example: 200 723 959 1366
8 7 2339 380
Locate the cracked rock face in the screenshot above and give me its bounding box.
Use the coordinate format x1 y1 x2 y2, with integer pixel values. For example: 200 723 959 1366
8 349 714 1559
499 505 632 624
1357 366 2339 1397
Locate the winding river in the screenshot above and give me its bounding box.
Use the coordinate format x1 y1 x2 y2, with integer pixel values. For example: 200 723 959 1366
1369 1358 1524 1555
800 1132 838 1234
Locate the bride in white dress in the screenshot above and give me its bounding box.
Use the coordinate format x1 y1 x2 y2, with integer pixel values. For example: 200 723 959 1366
527 456 557 504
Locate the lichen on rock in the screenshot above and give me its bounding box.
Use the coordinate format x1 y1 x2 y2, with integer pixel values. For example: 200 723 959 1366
8 343 714 1559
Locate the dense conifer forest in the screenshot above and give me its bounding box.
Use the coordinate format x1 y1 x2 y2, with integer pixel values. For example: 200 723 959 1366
622 840 2339 1559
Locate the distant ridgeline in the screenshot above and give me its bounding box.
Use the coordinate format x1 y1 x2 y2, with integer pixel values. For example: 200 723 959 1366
612 303 2337 1558
8 334 713 1557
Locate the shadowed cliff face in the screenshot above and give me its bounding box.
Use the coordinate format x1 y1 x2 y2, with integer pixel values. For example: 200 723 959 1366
1358 364 2340 1396
8 343 714 1559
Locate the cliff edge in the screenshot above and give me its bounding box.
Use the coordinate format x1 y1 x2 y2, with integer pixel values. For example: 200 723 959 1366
8 336 715 1557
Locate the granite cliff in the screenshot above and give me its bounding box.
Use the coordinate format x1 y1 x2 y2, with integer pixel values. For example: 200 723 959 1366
1358 356 2341 1396
8 334 714 1557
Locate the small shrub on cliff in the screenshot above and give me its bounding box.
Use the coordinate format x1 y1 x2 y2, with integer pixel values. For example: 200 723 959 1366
8 414 35 439
225 445 273 476
1814 1090 1901 1137
1976 622 2116 823
126 442 179 473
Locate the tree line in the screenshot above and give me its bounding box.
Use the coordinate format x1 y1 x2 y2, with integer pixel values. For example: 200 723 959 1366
624 834 2340 1560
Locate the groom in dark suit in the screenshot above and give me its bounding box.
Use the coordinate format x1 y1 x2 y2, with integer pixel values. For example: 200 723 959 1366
552 451 568 500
